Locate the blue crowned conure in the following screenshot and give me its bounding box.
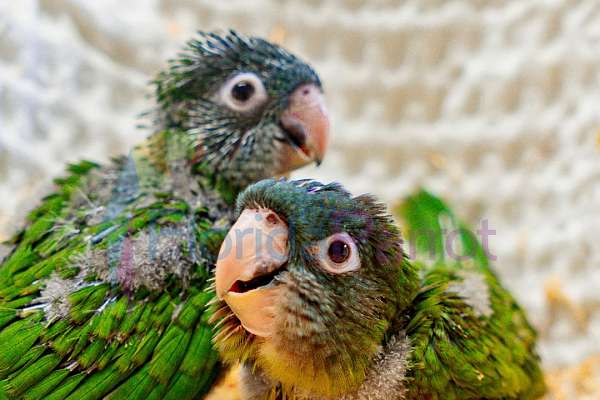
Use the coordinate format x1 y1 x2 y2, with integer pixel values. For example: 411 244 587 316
0 31 329 399
212 179 545 399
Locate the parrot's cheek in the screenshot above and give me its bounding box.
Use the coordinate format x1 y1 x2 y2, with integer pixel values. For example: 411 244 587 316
222 286 283 337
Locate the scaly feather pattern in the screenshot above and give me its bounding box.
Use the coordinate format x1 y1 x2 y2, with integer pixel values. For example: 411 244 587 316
0 30 326 400
397 190 546 399
0 151 225 400
209 181 545 399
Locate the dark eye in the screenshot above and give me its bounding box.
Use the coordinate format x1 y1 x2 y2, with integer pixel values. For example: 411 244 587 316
328 240 351 263
231 81 255 102
219 72 267 112
314 232 360 274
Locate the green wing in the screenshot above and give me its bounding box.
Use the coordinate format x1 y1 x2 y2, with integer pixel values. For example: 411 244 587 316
0 159 225 400
396 190 545 399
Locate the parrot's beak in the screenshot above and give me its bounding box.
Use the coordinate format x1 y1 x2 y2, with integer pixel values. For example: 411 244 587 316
279 83 329 170
215 208 289 337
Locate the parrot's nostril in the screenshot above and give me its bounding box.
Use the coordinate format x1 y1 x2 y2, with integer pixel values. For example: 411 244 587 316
266 213 279 225
215 208 289 300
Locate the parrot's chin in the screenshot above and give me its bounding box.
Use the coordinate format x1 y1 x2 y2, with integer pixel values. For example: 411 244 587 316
220 284 283 338
276 140 320 174
211 273 378 399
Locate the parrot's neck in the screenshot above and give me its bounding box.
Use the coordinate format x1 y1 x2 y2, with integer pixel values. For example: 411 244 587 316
239 334 411 400
99 130 236 228
138 129 244 204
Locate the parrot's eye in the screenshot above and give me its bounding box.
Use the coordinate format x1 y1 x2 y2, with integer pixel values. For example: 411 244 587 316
231 81 254 102
328 240 350 263
313 232 361 274
219 72 268 113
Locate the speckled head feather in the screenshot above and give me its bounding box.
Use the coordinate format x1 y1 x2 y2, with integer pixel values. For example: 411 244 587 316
155 31 320 110
211 179 419 398
151 31 326 194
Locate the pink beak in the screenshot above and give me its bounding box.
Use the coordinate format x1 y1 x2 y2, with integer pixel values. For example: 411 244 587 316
215 208 289 337
279 83 330 170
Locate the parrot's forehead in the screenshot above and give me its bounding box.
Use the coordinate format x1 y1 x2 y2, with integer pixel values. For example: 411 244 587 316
236 179 373 239
293 179 349 194
237 179 351 213
194 31 321 92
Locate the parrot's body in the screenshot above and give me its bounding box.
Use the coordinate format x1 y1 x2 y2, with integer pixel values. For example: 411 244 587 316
212 180 545 400
0 31 329 400
398 191 545 399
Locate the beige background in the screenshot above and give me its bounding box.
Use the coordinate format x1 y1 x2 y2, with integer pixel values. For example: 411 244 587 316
1 0 600 395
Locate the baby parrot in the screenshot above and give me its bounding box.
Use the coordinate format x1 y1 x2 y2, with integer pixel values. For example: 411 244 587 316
0 31 328 399
212 180 545 399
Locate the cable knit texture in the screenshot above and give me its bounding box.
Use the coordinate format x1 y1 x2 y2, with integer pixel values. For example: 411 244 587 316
1 0 599 381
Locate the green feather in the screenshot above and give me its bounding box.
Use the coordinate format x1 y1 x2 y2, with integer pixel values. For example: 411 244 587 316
148 325 192 385
130 330 160 368
93 302 118 339
1 345 45 379
0 31 325 399
179 324 216 376
0 318 43 375
397 189 546 399
5 354 62 396
51 326 80 356
43 372 85 400
105 364 154 400
77 339 106 369
0 311 16 329
64 365 125 400
68 284 110 324
22 368 70 400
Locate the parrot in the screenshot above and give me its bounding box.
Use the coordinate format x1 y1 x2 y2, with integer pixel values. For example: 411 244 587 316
212 179 546 399
0 31 329 400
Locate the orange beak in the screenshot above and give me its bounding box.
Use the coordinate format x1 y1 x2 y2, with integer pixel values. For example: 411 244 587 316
279 83 330 171
215 208 289 337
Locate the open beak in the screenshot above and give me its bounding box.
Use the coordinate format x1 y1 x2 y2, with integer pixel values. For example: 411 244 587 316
279 83 329 171
215 208 289 337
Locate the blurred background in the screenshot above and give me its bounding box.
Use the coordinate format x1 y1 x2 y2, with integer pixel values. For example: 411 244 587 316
1 0 599 397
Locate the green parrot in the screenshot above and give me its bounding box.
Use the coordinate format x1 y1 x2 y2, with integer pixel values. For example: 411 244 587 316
0 31 329 399
212 179 545 399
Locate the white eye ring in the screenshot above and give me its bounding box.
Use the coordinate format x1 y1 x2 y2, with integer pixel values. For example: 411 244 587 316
218 72 268 113
312 232 361 274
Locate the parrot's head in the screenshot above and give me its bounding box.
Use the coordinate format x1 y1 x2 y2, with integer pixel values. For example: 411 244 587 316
154 31 329 190
212 179 419 397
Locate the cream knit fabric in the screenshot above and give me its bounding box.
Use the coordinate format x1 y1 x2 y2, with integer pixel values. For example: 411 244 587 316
1 0 599 371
